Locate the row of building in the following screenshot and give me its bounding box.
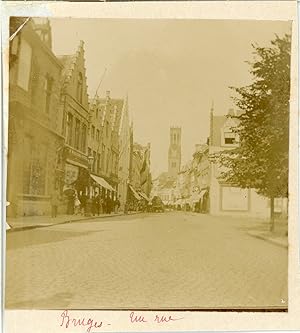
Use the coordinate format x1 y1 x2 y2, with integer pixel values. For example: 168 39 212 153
152 108 288 218
7 18 152 217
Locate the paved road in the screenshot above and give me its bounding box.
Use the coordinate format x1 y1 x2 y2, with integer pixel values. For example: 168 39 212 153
5 212 287 310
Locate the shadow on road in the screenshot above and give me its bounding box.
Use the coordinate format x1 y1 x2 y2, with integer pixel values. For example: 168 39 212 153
6 229 108 251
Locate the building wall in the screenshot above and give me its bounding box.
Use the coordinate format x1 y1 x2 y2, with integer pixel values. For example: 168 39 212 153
208 110 270 218
115 96 130 209
7 18 64 217
87 92 123 200
59 41 91 199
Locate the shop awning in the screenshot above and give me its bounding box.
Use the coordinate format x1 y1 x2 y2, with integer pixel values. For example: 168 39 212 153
129 185 142 200
138 191 150 201
91 174 116 192
192 189 207 202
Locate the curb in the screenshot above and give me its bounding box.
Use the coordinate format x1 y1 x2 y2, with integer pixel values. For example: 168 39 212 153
6 212 140 233
247 231 288 249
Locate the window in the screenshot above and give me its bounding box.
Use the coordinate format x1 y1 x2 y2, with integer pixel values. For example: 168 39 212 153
97 153 100 173
88 148 92 158
45 75 53 113
93 151 96 173
23 136 33 194
172 162 176 168
74 119 80 150
77 72 83 104
101 144 105 170
66 113 73 146
91 125 95 139
23 140 48 195
222 125 238 146
224 131 236 145
81 124 87 153
96 129 100 142
106 148 110 172
17 38 32 91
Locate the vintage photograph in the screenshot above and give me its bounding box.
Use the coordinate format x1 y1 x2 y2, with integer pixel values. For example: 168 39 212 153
5 17 291 310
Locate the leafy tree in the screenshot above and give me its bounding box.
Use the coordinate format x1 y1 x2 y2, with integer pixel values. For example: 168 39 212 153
219 34 291 231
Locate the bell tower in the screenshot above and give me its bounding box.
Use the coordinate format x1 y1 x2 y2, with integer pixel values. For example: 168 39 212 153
168 127 181 178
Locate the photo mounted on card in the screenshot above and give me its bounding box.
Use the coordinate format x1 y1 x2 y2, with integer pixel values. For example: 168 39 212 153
2 1 299 332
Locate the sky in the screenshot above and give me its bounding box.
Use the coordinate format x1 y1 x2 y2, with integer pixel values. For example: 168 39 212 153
49 18 290 177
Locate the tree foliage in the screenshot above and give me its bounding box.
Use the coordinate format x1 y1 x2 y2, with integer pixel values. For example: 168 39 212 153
219 34 291 199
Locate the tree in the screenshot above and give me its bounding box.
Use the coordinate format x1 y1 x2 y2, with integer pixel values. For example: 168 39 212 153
219 34 291 231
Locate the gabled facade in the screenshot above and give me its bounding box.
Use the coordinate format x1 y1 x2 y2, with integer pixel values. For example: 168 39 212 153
58 41 90 200
7 18 64 217
88 91 123 200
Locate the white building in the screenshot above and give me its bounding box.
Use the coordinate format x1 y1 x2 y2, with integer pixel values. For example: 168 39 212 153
208 107 287 218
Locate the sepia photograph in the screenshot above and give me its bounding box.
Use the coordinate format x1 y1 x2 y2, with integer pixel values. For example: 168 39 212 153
5 15 291 312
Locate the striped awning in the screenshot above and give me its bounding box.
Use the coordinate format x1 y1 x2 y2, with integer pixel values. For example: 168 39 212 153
91 174 116 192
192 189 207 203
138 191 150 201
129 185 142 200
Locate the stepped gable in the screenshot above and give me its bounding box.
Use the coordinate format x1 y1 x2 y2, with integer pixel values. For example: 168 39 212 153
57 41 89 108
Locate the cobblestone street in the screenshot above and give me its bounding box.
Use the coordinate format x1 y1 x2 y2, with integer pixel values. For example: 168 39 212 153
5 212 287 310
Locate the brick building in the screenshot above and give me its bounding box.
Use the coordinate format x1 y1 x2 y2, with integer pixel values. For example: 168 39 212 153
7 18 64 217
58 40 90 208
88 91 124 200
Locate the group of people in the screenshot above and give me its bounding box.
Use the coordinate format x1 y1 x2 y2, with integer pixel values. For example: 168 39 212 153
51 188 121 217
75 192 121 216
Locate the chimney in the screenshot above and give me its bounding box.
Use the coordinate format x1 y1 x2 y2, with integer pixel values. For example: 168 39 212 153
106 91 110 99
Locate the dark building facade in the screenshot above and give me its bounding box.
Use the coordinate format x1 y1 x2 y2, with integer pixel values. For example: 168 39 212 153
58 41 90 205
7 18 64 217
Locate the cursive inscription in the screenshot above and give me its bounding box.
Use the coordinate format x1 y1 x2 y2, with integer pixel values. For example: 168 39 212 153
60 310 103 333
129 311 184 324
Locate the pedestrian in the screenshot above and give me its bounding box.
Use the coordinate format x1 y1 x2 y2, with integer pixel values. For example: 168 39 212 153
107 196 112 214
80 192 88 215
67 191 75 215
94 193 100 215
51 189 60 218
92 194 98 216
74 192 81 215
115 196 121 213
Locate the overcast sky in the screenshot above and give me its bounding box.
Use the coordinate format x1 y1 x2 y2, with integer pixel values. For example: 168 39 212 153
49 18 290 177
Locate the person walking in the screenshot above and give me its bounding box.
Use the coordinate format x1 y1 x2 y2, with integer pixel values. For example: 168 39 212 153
51 189 60 218
74 192 81 215
79 192 88 215
115 196 121 213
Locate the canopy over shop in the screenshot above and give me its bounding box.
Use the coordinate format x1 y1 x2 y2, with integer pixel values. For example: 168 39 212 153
90 174 117 198
128 184 142 201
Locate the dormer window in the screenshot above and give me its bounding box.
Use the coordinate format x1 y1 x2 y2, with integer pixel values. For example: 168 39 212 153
221 119 239 147
224 130 236 145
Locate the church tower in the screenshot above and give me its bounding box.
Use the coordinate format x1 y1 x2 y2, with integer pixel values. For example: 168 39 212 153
168 127 181 178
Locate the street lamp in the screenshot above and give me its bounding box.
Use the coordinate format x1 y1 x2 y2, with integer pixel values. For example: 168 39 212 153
85 155 94 216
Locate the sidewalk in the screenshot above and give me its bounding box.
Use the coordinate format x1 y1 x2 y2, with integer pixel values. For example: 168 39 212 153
245 219 288 249
6 212 137 232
